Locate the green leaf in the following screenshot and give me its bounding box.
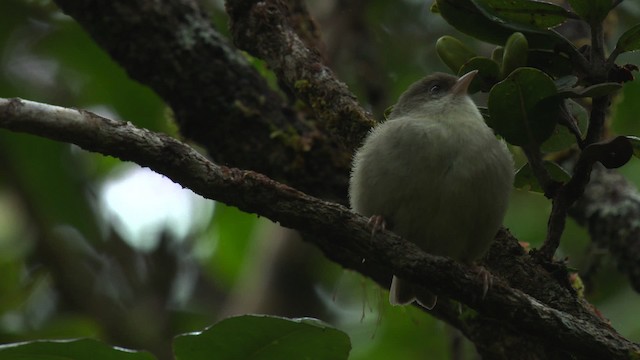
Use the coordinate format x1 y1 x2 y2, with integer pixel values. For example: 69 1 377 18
577 82 623 97
539 121 575 153
582 136 633 169
174 315 351 360
566 99 589 135
491 46 504 64
556 82 622 98
0 339 155 360
458 57 501 92
436 0 508 45
627 136 640 159
435 0 562 48
514 161 570 192
554 75 579 91
567 0 611 24
616 23 640 53
488 67 558 146
526 50 573 77
501 32 528 78
473 0 572 29
541 99 588 153
436 35 477 73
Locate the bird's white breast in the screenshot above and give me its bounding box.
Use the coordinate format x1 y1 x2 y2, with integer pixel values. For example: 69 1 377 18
349 101 513 261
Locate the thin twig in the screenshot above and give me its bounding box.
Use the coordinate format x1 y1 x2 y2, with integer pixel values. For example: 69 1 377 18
539 17 612 259
606 46 623 68
585 96 610 146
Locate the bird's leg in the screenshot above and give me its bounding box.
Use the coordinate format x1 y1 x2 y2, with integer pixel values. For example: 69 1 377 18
366 215 386 237
475 265 493 299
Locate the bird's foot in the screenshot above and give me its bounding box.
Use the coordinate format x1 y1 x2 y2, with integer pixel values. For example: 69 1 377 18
366 215 386 238
476 265 493 299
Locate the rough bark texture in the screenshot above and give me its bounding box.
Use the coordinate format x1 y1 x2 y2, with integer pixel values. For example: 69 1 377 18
225 0 375 146
52 0 352 201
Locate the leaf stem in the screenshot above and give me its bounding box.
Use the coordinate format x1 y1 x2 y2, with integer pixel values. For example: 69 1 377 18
539 19 610 260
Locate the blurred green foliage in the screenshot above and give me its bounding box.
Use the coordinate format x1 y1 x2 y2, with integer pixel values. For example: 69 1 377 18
0 338 155 360
173 315 351 360
0 0 640 359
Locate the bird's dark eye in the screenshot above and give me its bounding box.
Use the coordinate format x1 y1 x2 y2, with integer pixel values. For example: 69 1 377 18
429 84 442 94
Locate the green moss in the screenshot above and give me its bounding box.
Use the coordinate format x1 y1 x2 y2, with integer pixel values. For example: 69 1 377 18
570 272 585 298
294 79 310 91
458 305 480 321
269 123 302 149
233 99 260 117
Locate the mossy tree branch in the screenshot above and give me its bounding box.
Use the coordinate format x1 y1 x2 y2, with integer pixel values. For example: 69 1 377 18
1 97 639 359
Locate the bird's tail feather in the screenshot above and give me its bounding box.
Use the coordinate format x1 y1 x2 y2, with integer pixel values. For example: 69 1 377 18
389 276 437 310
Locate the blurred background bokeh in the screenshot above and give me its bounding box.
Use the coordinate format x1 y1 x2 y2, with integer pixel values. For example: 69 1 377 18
1 0 640 359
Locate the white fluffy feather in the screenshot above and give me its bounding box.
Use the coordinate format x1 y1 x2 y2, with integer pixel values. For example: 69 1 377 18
349 72 513 306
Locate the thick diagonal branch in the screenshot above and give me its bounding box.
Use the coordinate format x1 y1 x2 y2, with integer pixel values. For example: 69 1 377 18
1 97 638 359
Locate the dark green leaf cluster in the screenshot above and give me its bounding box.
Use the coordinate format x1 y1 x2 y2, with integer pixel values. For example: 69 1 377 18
433 0 639 192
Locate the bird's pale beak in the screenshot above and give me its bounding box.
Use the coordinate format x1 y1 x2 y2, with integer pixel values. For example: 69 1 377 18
452 70 478 96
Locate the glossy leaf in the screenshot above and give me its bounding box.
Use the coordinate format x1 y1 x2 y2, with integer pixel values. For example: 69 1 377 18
458 57 501 93
616 23 640 53
568 0 611 24
491 46 504 64
554 75 579 91
473 0 572 29
565 98 589 133
556 82 622 98
514 161 570 193
435 0 561 48
436 0 510 45
174 315 351 360
501 32 528 77
541 99 588 153
582 136 633 169
488 67 558 146
436 35 477 73
540 126 575 156
526 50 573 77
0 339 155 360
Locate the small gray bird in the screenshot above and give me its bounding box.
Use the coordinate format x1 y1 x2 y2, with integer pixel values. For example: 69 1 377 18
349 70 513 308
